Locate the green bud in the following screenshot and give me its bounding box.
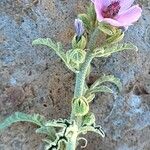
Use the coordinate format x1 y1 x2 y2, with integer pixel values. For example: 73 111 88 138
72 35 87 50
82 112 96 126
73 97 89 116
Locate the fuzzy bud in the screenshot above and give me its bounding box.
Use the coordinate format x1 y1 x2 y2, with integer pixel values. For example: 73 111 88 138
73 97 89 116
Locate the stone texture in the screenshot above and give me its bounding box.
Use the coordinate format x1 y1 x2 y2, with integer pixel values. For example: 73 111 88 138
0 0 150 150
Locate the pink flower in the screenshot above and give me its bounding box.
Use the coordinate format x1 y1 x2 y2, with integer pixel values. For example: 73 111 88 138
91 0 142 27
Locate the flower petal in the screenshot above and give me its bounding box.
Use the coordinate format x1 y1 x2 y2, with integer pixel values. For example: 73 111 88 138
94 0 104 21
101 0 111 7
93 0 111 8
103 18 122 26
119 0 135 13
115 5 142 26
93 0 112 21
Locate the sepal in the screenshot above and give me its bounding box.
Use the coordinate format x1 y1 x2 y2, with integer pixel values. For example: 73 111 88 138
106 29 124 44
98 22 115 35
78 14 92 31
66 49 86 71
72 35 87 50
87 3 96 26
72 97 89 116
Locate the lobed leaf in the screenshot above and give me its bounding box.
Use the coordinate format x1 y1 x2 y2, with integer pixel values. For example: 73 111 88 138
36 126 56 141
32 38 81 73
89 85 113 94
32 38 66 63
0 112 45 130
94 43 138 58
90 75 122 92
79 125 105 138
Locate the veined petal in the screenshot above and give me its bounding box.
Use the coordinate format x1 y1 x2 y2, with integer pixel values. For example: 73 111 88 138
115 5 142 26
119 0 135 13
103 18 122 26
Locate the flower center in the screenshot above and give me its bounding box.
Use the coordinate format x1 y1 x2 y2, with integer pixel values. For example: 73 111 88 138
102 1 121 18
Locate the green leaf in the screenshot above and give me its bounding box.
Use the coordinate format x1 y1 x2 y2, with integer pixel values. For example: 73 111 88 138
32 38 80 73
83 83 89 95
94 43 138 58
79 125 105 138
45 119 67 128
90 75 122 91
36 126 55 135
89 85 113 94
85 93 95 103
32 38 66 63
0 112 45 130
36 126 56 141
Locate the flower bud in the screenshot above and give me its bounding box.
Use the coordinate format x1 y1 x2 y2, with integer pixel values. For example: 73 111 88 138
74 18 84 40
73 18 87 49
72 35 87 50
73 97 89 116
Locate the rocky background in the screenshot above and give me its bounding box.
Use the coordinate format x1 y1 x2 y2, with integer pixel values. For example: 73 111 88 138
0 0 150 150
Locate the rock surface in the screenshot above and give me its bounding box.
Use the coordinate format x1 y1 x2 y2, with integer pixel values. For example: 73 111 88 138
0 0 150 150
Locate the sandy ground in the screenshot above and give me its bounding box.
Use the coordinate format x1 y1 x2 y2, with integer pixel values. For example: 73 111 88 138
0 0 150 149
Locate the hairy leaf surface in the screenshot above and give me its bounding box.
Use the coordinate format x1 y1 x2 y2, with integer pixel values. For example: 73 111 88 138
90 75 122 91
94 43 138 58
0 112 45 130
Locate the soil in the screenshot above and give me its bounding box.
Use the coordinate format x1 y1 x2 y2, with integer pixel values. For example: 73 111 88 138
0 0 150 150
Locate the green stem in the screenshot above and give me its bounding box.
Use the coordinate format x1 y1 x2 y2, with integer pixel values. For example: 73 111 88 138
87 27 100 50
74 53 94 98
66 133 78 150
68 28 99 150
66 123 78 150
73 27 100 98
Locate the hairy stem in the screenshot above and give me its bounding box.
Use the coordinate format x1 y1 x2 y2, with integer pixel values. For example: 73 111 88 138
74 53 94 98
67 28 99 150
87 27 100 50
66 131 78 150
